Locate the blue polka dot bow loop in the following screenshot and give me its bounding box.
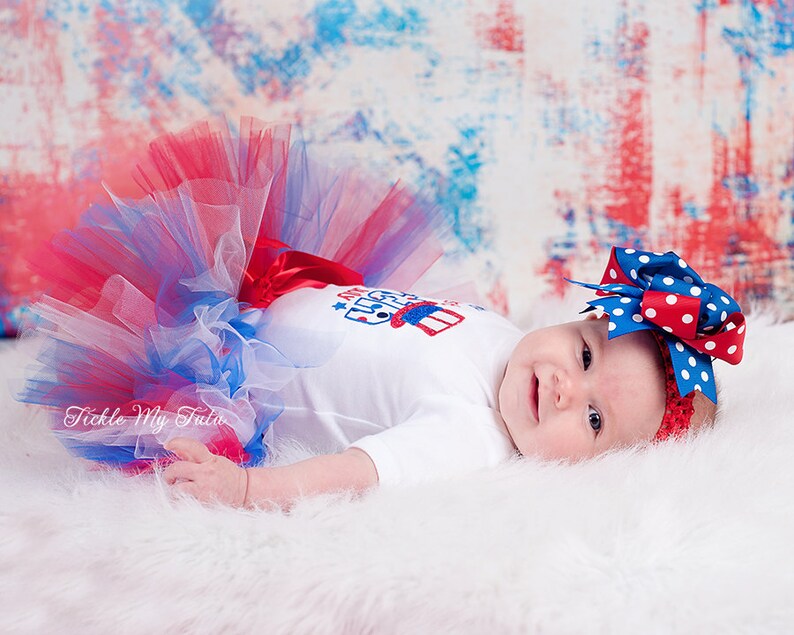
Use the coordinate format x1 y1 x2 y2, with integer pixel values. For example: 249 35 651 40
566 246 746 404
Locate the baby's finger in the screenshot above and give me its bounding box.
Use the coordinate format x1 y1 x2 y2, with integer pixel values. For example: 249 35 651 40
162 460 201 485
164 437 214 464
170 479 204 501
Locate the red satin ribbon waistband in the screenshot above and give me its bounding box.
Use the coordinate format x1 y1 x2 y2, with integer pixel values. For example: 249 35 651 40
239 249 364 309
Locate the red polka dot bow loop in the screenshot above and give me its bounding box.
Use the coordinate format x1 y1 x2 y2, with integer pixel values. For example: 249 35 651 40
566 246 746 404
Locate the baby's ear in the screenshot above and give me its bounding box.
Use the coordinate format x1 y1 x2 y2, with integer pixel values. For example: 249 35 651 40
584 311 608 321
689 389 718 434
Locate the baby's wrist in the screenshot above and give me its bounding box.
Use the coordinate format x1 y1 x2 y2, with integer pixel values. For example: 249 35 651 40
240 467 251 508
239 466 284 509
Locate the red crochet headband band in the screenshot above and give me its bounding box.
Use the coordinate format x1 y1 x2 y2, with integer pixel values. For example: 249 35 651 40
651 331 696 441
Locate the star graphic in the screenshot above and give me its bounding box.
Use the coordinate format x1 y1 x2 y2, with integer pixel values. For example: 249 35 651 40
333 302 347 311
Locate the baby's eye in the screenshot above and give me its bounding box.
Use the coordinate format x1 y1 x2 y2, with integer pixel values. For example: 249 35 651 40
582 344 592 370
588 407 602 433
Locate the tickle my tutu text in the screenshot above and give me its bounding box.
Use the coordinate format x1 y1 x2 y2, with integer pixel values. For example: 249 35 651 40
63 405 227 434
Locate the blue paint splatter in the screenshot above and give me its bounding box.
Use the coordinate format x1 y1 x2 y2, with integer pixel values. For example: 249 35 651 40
309 0 427 51
694 0 719 16
613 10 646 78
38 0 226 109
184 0 216 26
682 200 709 220
720 0 794 120
723 174 759 200
181 0 430 97
332 110 380 142
310 0 356 52
601 213 647 249
541 67 607 142
769 2 794 56
311 111 493 255
543 205 649 286
347 5 426 48
423 124 487 252
72 146 102 182
156 80 174 99
341 117 494 254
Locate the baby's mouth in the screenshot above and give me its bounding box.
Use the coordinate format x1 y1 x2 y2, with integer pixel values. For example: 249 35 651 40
530 373 540 423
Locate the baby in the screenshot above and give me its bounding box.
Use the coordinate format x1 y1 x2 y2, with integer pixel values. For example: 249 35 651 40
15 121 745 509
162 247 745 509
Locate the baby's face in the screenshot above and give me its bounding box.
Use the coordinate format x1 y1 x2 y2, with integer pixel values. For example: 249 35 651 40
498 315 666 461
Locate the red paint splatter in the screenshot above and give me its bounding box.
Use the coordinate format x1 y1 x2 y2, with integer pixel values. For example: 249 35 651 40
662 129 782 307
1 7 74 307
709 0 778 4
738 114 753 199
541 7 790 312
603 20 653 229
538 229 574 298
697 7 708 100
92 4 175 131
538 257 572 298
474 0 524 53
3 126 153 300
0 4 185 319
485 278 510 316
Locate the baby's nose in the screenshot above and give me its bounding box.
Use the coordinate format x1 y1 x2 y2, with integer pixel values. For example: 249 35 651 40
553 368 575 409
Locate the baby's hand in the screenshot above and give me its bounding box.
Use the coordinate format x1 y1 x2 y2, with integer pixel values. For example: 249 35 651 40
162 437 248 507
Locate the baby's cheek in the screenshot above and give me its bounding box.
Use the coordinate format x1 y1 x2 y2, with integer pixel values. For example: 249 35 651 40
533 427 593 462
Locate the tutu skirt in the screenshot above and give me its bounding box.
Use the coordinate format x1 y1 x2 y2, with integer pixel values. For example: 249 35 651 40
17 118 447 471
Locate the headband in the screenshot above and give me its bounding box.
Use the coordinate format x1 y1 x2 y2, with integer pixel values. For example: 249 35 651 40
567 247 746 438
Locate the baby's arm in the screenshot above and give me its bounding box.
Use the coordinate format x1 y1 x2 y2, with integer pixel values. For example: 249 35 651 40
246 448 378 508
162 438 378 509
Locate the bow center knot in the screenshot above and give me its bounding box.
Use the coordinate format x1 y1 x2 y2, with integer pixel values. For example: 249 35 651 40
640 290 701 340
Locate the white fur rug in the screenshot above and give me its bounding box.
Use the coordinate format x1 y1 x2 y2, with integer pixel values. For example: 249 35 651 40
1 308 793 634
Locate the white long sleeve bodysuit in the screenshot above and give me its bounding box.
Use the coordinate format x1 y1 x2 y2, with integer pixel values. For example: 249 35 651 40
260 285 524 486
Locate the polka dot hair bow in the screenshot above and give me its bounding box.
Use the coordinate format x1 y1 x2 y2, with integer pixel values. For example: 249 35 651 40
566 246 746 404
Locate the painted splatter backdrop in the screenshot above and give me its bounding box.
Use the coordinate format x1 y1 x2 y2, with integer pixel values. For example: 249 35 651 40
2 0 792 335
